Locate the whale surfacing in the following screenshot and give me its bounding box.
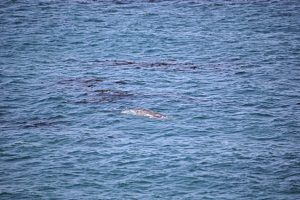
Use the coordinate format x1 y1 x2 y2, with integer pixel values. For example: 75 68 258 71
121 108 167 119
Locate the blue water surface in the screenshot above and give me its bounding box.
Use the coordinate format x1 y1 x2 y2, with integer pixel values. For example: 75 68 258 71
1 0 300 199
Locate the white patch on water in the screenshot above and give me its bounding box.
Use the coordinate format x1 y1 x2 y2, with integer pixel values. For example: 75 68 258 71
121 108 167 119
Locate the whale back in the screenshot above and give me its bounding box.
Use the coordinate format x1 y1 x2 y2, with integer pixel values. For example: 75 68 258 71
121 109 167 119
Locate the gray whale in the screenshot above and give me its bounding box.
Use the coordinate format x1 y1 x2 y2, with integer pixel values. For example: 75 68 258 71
121 108 167 119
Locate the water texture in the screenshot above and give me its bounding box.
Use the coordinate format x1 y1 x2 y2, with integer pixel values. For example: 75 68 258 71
1 0 300 199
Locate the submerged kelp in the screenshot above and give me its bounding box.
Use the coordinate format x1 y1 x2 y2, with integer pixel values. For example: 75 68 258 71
57 76 133 104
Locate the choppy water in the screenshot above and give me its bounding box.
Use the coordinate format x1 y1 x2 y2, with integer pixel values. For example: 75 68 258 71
1 0 300 199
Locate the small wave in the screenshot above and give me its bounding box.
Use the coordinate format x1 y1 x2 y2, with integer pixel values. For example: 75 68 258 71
249 112 274 118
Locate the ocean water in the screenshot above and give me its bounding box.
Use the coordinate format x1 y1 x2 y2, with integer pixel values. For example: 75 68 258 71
1 0 300 199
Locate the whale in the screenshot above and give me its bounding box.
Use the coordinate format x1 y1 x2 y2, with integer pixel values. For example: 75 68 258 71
121 108 167 119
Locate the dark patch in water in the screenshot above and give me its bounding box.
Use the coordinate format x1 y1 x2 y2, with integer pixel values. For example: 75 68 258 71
74 89 133 104
94 60 199 71
94 89 131 95
91 89 133 103
21 119 68 129
110 60 136 65
58 77 104 88
242 103 256 107
114 80 128 85
235 71 247 75
249 112 274 118
57 76 133 104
